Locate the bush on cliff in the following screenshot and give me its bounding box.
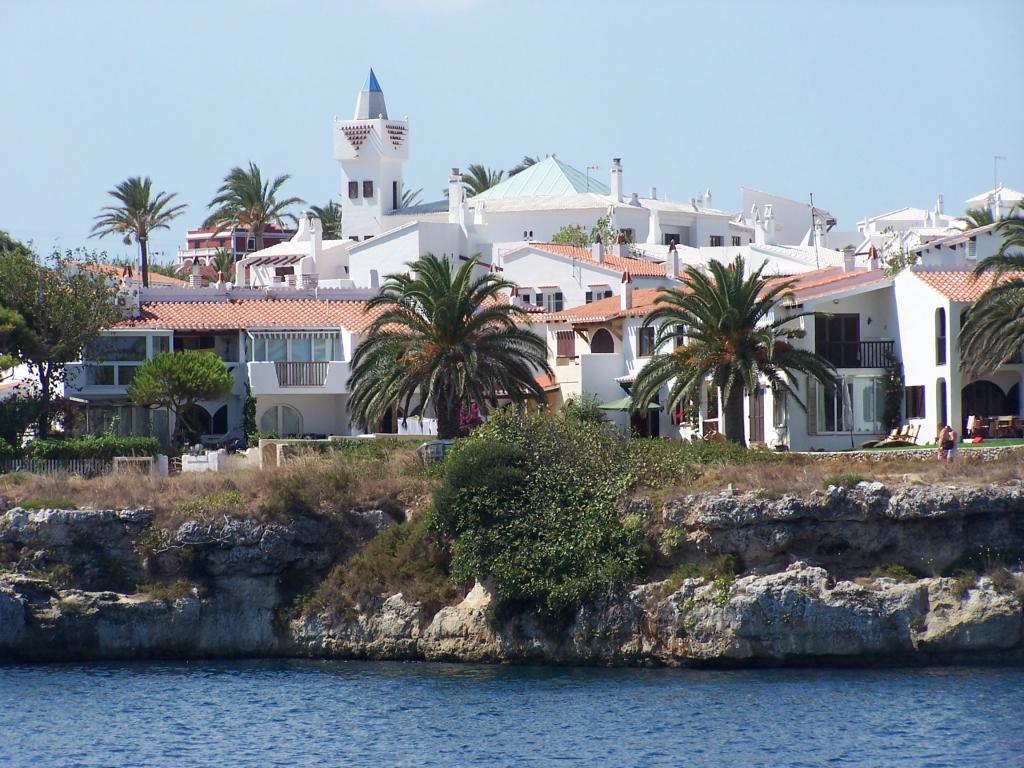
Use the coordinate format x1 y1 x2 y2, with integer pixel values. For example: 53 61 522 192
427 408 643 625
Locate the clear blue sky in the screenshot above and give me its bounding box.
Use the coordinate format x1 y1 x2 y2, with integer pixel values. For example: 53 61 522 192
2 0 1022 264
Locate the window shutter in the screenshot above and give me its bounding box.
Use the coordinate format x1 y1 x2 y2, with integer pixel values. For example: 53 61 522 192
556 330 575 358
807 378 818 435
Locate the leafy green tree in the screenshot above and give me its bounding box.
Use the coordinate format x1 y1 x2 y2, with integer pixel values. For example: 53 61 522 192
563 394 606 424
427 408 641 625
309 201 343 239
961 202 1024 374
400 187 423 208
631 256 837 446
551 216 625 250
0 306 30 371
882 352 905 430
551 224 590 248
91 176 187 288
128 350 233 446
508 155 540 176
348 254 551 439
461 164 504 196
960 207 994 229
205 162 304 251
0 243 122 437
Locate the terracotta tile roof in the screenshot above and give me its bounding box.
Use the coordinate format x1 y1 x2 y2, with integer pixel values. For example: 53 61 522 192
912 269 1024 302
774 267 891 303
537 288 665 324
535 373 560 391
528 243 669 277
80 262 187 286
114 299 384 333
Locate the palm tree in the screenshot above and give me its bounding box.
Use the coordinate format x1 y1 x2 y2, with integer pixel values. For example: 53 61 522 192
400 187 423 208
461 164 504 196
205 162 304 251
508 155 541 176
631 256 837 446
961 203 1024 374
348 254 551 439
210 248 234 282
91 177 187 288
309 201 343 239
959 208 995 229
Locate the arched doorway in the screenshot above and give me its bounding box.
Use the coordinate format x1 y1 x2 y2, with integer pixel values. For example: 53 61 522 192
961 380 1011 421
259 404 303 436
178 404 213 444
211 405 228 434
591 328 614 353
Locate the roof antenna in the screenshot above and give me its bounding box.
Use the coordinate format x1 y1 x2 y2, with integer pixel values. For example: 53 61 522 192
810 192 820 269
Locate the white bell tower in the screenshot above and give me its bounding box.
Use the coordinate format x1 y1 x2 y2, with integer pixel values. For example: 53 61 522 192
333 69 410 240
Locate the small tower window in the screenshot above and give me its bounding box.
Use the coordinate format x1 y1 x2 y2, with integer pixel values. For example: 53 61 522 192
348 182 358 199
363 181 374 198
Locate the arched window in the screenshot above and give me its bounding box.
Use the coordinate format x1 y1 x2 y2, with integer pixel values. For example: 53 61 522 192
591 328 615 353
259 404 303 436
935 308 947 365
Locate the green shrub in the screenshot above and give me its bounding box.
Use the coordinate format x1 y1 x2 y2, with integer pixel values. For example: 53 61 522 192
247 430 277 449
427 408 642 626
942 547 1023 577
661 555 737 595
300 518 460 620
260 460 352 518
951 569 977 599
870 563 918 582
822 473 866 490
562 394 606 425
172 489 244 519
19 498 78 510
25 435 161 460
0 440 14 462
136 580 196 602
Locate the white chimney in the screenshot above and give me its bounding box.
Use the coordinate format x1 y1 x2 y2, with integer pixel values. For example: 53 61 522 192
620 271 633 310
610 158 623 203
215 271 224 289
666 241 679 279
650 186 657 200
935 194 944 216
703 188 712 209
310 215 322 264
448 168 464 223
591 239 605 263
868 245 880 271
188 274 202 288
842 247 857 272
989 192 999 222
763 204 776 244
613 233 629 258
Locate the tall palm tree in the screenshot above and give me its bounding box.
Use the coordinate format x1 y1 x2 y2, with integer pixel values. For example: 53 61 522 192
91 177 187 288
309 201 343 239
400 187 423 208
961 202 1024 374
205 162 304 251
508 155 541 176
631 256 837 446
959 207 995 229
348 254 551 439
461 164 504 196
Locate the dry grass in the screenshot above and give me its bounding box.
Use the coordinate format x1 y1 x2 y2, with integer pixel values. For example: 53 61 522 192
0 442 436 527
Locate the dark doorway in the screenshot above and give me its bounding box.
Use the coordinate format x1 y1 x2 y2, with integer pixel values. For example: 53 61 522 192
591 328 615 353
815 314 860 367
748 388 765 443
961 380 1012 423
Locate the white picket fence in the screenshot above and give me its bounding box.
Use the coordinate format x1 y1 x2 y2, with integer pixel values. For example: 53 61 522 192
0 458 114 477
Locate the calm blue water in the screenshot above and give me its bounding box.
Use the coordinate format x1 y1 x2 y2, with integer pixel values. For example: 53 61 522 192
1 661 1021 767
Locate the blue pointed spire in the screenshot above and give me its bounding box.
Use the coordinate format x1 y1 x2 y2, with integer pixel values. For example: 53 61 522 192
362 68 382 93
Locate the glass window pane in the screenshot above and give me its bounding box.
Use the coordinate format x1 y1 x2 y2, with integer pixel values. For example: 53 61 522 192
152 336 170 356
86 335 147 362
267 338 287 361
253 337 266 361
89 365 115 385
291 337 312 361
312 337 331 361
280 406 301 436
260 408 278 433
117 365 138 386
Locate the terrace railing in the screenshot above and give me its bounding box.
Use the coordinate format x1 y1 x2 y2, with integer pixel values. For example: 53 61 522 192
274 361 329 387
817 340 895 369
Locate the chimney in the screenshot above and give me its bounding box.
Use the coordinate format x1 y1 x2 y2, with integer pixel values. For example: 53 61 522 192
448 168 464 223
610 158 623 202
935 194 944 216
842 247 857 273
620 271 633 310
613 233 629 258
188 274 202 288
703 188 712 209
666 240 679 279
591 239 605 263
763 204 776 244
868 244 880 271
310 215 323 263
215 271 224 289
650 186 657 200
285 274 296 288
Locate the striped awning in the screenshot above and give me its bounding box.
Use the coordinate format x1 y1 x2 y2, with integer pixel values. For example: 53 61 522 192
245 254 304 267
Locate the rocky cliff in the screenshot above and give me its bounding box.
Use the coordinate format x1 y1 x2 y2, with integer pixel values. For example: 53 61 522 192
1 482 1022 666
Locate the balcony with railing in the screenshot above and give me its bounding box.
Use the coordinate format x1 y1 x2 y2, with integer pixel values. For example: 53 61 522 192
247 360 351 395
816 339 895 369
